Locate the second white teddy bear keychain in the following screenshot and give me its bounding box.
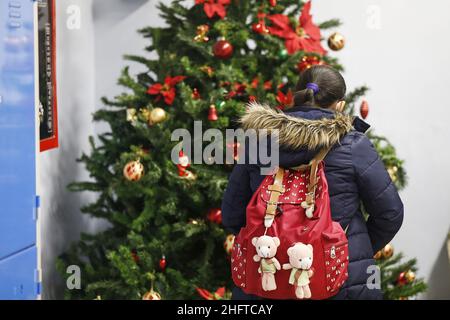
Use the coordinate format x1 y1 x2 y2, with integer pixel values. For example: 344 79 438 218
283 242 315 299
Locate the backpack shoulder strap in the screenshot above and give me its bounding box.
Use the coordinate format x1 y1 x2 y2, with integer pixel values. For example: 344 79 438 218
305 146 332 206
264 168 285 228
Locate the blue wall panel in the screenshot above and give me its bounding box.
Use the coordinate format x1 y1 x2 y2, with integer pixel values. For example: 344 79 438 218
0 0 37 299
0 245 37 299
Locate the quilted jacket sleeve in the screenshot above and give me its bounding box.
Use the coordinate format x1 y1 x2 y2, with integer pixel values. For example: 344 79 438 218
352 133 404 253
222 164 253 235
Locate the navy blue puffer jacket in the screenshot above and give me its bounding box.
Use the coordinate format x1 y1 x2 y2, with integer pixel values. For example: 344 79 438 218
222 104 404 300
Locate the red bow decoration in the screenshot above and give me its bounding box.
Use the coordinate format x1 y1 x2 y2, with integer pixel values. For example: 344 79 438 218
268 1 326 55
276 89 293 109
226 82 247 99
147 75 186 105
196 287 226 300
195 0 231 19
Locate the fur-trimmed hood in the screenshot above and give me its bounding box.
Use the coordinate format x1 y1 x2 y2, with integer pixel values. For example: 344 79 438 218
240 102 354 150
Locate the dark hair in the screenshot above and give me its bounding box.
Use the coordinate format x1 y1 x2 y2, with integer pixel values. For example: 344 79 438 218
293 65 346 108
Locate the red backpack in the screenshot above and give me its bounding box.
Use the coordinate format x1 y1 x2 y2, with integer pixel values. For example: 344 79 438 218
231 148 349 300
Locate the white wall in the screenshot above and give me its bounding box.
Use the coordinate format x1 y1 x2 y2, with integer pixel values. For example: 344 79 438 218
92 0 159 121
41 0 450 299
313 0 450 299
39 0 101 299
39 0 160 300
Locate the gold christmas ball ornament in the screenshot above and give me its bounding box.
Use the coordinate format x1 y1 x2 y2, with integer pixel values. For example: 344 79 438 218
123 160 145 182
381 244 394 259
181 170 197 181
224 234 235 255
373 250 383 260
139 108 150 121
142 290 162 300
405 270 416 283
388 166 399 182
328 32 345 51
149 108 167 125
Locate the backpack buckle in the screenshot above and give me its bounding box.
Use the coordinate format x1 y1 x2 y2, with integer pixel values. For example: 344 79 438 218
267 184 285 193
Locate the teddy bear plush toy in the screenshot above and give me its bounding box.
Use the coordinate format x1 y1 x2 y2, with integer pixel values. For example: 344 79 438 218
283 242 314 299
252 235 281 291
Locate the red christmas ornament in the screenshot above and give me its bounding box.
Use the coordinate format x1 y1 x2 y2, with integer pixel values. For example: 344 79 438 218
397 272 408 286
253 12 269 35
177 149 190 177
159 255 167 271
252 21 269 34
213 39 234 59
360 99 369 119
298 55 323 72
208 105 219 121
123 160 144 182
207 208 222 224
192 88 201 100
131 250 140 263
263 81 273 90
251 77 259 89
268 1 326 55
269 0 277 6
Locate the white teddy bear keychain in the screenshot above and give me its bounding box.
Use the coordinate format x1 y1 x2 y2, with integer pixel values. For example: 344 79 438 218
252 235 281 291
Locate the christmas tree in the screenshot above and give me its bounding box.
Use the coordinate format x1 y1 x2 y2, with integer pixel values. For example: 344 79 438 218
58 0 426 300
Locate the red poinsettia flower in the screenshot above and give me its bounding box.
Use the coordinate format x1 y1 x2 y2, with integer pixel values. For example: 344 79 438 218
147 75 186 105
267 1 326 55
196 287 226 300
276 89 293 109
195 0 231 19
